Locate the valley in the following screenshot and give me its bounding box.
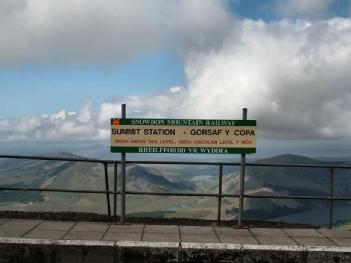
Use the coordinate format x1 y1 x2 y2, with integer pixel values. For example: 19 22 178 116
0 153 350 227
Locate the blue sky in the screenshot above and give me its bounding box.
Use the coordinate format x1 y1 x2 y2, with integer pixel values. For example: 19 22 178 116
1 0 351 157
229 0 351 20
0 52 183 117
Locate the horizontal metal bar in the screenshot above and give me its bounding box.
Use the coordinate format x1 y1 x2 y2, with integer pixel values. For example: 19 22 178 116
331 197 351 201
222 194 240 198
1 155 351 169
0 187 117 194
2 186 351 203
245 163 351 169
126 160 242 166
244 194 351 201
244 194 332 201
0 155 112 164
126 191 218 197
126 160 351 169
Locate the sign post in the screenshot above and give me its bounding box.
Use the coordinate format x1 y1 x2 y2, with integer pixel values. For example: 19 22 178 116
121 104 126 223
238 108 247 227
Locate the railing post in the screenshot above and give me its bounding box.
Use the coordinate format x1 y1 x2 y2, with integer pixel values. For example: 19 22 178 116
217 164 223 225
238 108 247 227
103 163 111 217
113 162 118 223
121 104 127 223
329 167 335 229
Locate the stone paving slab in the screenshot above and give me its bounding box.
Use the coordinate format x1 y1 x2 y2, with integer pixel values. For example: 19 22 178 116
293 237 336 246
0 218 10 225
0 219 42 231
256 236 297 246
143 233 180 242
36 221 76 231
103 232 142 241
144 224 178 234
109 224 144 233
329 238 351 247
214 227 251 236
218 235 259 244
283 228 323 237
24 230 66 239
318 229 351 238
71 222 109 232
0 229 27 238
181 234 219 243
180 226 214 235
250 228 288 237
64 231 105 240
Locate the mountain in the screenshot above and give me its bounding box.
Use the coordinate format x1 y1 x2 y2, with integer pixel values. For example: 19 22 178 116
126 165 196 192
0 153 350 225
241 154 351 224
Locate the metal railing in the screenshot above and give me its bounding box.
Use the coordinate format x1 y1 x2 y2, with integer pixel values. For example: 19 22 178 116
0 154 351 228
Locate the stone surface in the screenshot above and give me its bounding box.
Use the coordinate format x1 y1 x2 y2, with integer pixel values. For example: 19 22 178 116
294 237 336 246
0 218 10 225
109 224 144 233
214 227 251 236
0 219 42 232
181 234 219 243
24 230 66 239
330 238 351 247
250 228 288 236
142 233 180 242
318 229 351 238
219 235 259 244
180 226 214 235
256 236 298 245
70 222 109 232
144 225 178 234
1 219 351 262
284 228 323 237
64 231 105 240
103 232 141 241
36 221 75 231
0 229 28 238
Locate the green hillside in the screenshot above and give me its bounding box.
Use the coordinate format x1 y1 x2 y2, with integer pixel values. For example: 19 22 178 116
0 153 350 225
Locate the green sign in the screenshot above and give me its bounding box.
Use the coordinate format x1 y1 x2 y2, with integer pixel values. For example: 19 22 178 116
111 118 256 154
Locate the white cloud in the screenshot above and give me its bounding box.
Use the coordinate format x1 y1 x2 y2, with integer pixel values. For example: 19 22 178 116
1 18 351 141
180 18 351 139
0 0 230 66
276 0 332 19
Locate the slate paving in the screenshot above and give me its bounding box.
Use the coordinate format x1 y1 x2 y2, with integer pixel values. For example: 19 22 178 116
0 218 351 248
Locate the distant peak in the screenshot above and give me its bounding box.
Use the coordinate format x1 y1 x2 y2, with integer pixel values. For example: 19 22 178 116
44 152 82 158
257 154 320 164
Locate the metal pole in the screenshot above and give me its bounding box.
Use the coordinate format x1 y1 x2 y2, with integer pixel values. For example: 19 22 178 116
113 162 118 223
104 163 111 217
329 168 335 229
121 104 127 223
217 164 223 224
238 108 247 227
